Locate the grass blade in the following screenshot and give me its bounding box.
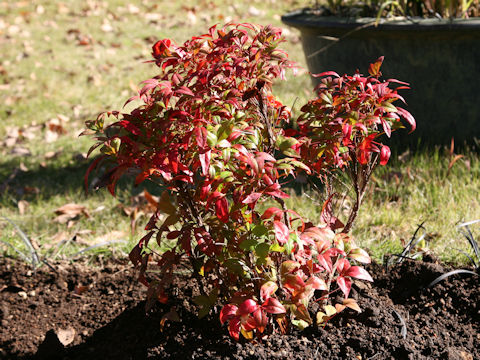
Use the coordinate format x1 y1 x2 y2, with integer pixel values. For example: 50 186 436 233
1 215 40 268
427 269 478 288
0 240 31 263
396 222 426 264
70 240 127 258
457 219 480 228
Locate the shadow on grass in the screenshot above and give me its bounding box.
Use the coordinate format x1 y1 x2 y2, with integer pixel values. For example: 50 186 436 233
0 157 91 205
0 156 153 209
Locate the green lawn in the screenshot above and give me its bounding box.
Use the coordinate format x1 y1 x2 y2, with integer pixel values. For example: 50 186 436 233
1 0 479 266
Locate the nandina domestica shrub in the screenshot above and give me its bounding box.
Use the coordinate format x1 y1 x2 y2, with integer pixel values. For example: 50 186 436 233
83 23 415 341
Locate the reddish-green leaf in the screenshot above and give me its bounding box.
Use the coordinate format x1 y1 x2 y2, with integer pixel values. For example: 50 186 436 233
262 297 286 314
368 56 384 77
273 220 289 245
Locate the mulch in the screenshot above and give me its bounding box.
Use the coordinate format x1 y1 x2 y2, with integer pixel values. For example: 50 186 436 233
0 256 478 359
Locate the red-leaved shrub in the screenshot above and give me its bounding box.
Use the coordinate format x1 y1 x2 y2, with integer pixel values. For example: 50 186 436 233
83 23 415 340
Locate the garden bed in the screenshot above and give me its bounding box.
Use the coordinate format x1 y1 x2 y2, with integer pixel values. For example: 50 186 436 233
0 257 478 359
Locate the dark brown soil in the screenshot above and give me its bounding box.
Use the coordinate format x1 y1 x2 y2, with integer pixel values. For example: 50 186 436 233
0 256 478 360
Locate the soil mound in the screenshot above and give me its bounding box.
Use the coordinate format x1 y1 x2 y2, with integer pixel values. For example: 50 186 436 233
0 257 478 359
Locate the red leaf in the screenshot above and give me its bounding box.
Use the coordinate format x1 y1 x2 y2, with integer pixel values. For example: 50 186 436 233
152 39 171 57
305 276 327 290
215 196 229 223
238 299 259 316
84 155 106 193
381 118 391 138
166 230 181 239
199 150 211 176
336 276 352 298
261 207 283 220
312 71 340 78
317 253 333 273
342 124 352 144
242 192 262 205
129 244 142 266
346 266 374 282
252 308 268 333
262 297 286 314
176 86 194 97
396 107 416 133
194 126 208 149
265 189 289 199
228 317 241 341
273 221 289 245
380 145 391 166
283 274 306 293
220 304 238 324
355 122 368 134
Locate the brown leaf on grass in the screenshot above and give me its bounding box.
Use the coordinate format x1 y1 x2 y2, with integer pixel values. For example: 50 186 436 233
54 203 90 224
17 200 29 215
127 4 140 14
44 150 62 159
100 20 113 33
50 231 70 244
10 146 31 156
19 163 28 172
93 231 127 244
23 186 39 194
56 327 76 346
45 130 58 143
46 118 67 134
4 137 17 147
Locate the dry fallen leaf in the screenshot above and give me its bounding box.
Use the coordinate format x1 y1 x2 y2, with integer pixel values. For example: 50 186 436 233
93 230 127 245
23 186 39 194
17 200 29 215
10 146 31 156
101 21 113 32
50 231 70 244
56 327 76 346
54 203 89 224
127 4 140 14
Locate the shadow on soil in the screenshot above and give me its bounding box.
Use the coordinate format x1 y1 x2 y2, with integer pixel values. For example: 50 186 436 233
32 301 233 360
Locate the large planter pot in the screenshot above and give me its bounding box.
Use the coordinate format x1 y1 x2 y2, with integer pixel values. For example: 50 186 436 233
282 10 480 147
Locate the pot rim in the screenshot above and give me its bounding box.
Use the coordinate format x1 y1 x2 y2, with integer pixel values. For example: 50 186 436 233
281 9 480 31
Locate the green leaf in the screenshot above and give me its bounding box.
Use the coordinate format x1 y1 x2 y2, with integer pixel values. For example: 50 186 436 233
193 288 218 319
276 136 299 152
381 102 397 113
282 147 300 158
255 242 270 259
269 243 284 253
252 224 268 237
239 237 258 251
224 258 250 277
206 131 217 147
